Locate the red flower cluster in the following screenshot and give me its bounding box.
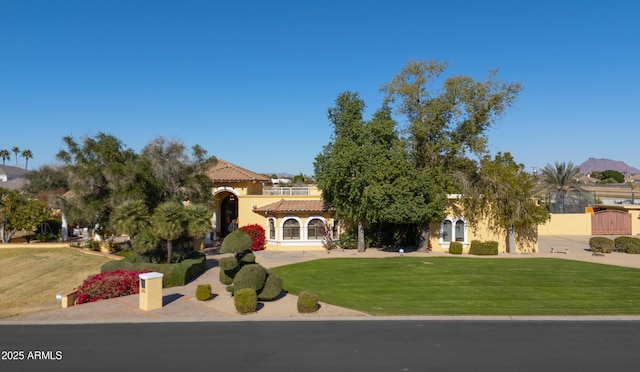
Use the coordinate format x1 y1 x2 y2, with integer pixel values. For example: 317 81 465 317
75 270 151 304
239 224 266 251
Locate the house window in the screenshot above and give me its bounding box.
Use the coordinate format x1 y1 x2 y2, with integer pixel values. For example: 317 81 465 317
442 220 453 243
455 220 465 242
268 218 276 240
307 218 324 240
283 219 300 240
440 217 467 246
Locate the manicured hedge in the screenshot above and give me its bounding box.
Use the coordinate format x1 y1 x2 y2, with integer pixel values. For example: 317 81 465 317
101 253 206 288
590 237 614 253
258 274 283 301
234 288 257 314
614 236 640 254
233 264 267 292
468 240 498 256
297 291 319 313
196 284 212 301
449 242 463 255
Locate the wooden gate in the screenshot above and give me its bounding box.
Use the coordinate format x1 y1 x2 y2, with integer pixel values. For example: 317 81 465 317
591 210 631 235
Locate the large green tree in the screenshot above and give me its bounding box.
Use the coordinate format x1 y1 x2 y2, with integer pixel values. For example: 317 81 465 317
360 104 445 233
55 133 139 236
315 93 446 252
315 92 369 252
457 152 550 253
0 188 50 243
381 60 523 250
51 133 216 239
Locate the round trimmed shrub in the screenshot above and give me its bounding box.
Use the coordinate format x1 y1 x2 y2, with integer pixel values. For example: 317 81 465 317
218 256 238 285
219 270 234 285
219 256 238 271
221 230 253 254
614 236 640 254
196 284 212 301
233 264 267 292
257 274 283 301
234 288 257 314
590 237 614 253
240 252 256 264
449 242 463 255
297 291 319 313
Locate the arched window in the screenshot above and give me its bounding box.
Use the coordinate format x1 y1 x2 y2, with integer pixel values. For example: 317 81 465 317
268 218 276 240
307 218 324 240
455 220 465 242
283 219 300 240
442 220 453 243
440 217 467 247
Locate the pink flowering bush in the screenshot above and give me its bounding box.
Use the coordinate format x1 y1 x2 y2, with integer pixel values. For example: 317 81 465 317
76 270 151 304
239 224 266 251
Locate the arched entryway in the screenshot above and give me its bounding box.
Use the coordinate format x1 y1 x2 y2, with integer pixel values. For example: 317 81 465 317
220 194 238 237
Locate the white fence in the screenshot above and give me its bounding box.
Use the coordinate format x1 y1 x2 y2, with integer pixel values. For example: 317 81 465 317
263 187 310 196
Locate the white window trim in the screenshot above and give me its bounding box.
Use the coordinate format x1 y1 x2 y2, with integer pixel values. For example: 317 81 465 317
304 216 327 240
439 217 468 248
266 217 277 241
281 216 302 241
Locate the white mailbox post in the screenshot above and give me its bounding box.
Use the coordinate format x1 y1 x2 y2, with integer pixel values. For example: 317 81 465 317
139 272 164 311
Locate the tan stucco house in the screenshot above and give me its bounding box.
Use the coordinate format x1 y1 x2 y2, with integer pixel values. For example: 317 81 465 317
207 160 544 253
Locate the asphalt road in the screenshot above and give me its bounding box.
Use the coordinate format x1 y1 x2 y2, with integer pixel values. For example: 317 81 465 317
1 320 639 371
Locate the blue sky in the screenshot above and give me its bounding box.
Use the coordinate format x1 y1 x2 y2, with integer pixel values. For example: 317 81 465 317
1 0 638 176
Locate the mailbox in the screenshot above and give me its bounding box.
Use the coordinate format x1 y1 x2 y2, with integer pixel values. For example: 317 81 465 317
139 272 164 311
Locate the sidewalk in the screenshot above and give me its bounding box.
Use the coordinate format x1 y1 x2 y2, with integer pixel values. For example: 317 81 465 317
3 236 640 324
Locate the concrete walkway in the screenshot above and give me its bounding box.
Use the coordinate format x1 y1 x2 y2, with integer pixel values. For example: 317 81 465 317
3 235 640 324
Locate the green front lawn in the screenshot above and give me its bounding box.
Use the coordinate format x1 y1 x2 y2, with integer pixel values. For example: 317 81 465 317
271 257 640 316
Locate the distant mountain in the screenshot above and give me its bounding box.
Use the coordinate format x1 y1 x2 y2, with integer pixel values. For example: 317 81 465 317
578 158 640 175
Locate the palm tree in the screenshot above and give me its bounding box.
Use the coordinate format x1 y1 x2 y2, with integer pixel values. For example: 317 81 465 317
132 230 160 263
111 199 150 239
540 161 584 213
185 203 212 250
11 147 20 167
0 149 9 166
151 201 185 263
21 149 33 170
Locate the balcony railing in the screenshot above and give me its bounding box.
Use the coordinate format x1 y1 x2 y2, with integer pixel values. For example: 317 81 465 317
263 187 310 196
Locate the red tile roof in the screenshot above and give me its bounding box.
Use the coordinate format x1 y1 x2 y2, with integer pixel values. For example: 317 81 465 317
206 159 270 183
254 199 333 214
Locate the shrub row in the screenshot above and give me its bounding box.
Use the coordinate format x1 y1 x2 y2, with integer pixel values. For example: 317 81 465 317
101 253 206 287
468 240 499 255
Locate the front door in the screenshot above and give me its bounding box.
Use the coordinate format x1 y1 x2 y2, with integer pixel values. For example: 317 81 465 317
221 194 238 237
